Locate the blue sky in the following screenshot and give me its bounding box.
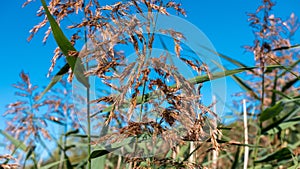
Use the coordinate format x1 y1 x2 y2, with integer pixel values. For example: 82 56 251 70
0 0 300 151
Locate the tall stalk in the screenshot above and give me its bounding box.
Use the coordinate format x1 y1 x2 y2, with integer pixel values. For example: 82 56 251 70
85 30 92 169
87 82 91 169
82 1 91 168
252 55 265 166
252 3 269 166
58 117 67 169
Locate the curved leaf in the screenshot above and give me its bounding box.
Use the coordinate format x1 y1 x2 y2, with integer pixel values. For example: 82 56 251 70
263 116 300 135
93 66 274 116
255 148 292 163
262 105 300 134
40 160 66 169
38 0 89 100
232 74 259 100
259 102 284 122
89 147 120 160
282 77 299 92
0 130 27 151
65 129 80 137
37 63 69 100
272 44 300 51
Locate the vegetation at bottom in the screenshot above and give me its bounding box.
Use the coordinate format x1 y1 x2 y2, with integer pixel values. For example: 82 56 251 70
1 0 299 168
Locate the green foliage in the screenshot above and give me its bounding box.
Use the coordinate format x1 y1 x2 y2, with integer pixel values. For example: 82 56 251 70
0 130 27 151
38 0 89 100
254 148 292 163
2 0 300 168
259 102 284 122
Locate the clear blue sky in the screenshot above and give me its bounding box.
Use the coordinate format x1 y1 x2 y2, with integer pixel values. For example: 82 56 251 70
0 0 299 147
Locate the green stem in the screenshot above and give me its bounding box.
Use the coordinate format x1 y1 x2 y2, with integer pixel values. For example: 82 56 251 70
139 81 147 121
82 1 91 168
252 59 264 168
252 122 261 168
261 57 265 112
87 83 91 169
85 39 91 169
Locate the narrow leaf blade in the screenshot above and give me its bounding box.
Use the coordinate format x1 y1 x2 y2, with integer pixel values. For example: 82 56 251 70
89 147 121 160
37 63 69 100
259 102 284 122
255 148 292 163
40 160 65 169
40 0 89 91
0 130 27 151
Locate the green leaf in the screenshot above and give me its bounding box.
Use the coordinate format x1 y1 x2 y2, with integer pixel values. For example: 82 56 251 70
65 145 76 151
40 160 66 169
92 155 106 169
259 102 284 122
265 65 283 73
198 49 260 100
68 134 100 138
287 164 300 169
65 129 80 137
39 0 89 100
282 77 299 92
271 90 300 106
263 116 300 135
89 150 111 160
272 90 293 100
265 56 300 80
0 130 27 151
261 103 300 134
278 59 300 78
255 148 292 163
23 146 35 168
41 0 77 69
65 154 74 169
231 146 241 169
232 74 260 100
94 67 258 115
89 146 123 160
187 67 256 84
271 75 278 105
37 63 69 100
272 44 300 51
93 66 285 119
217 126 232 130
73 160 88 169
203 47 249 68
